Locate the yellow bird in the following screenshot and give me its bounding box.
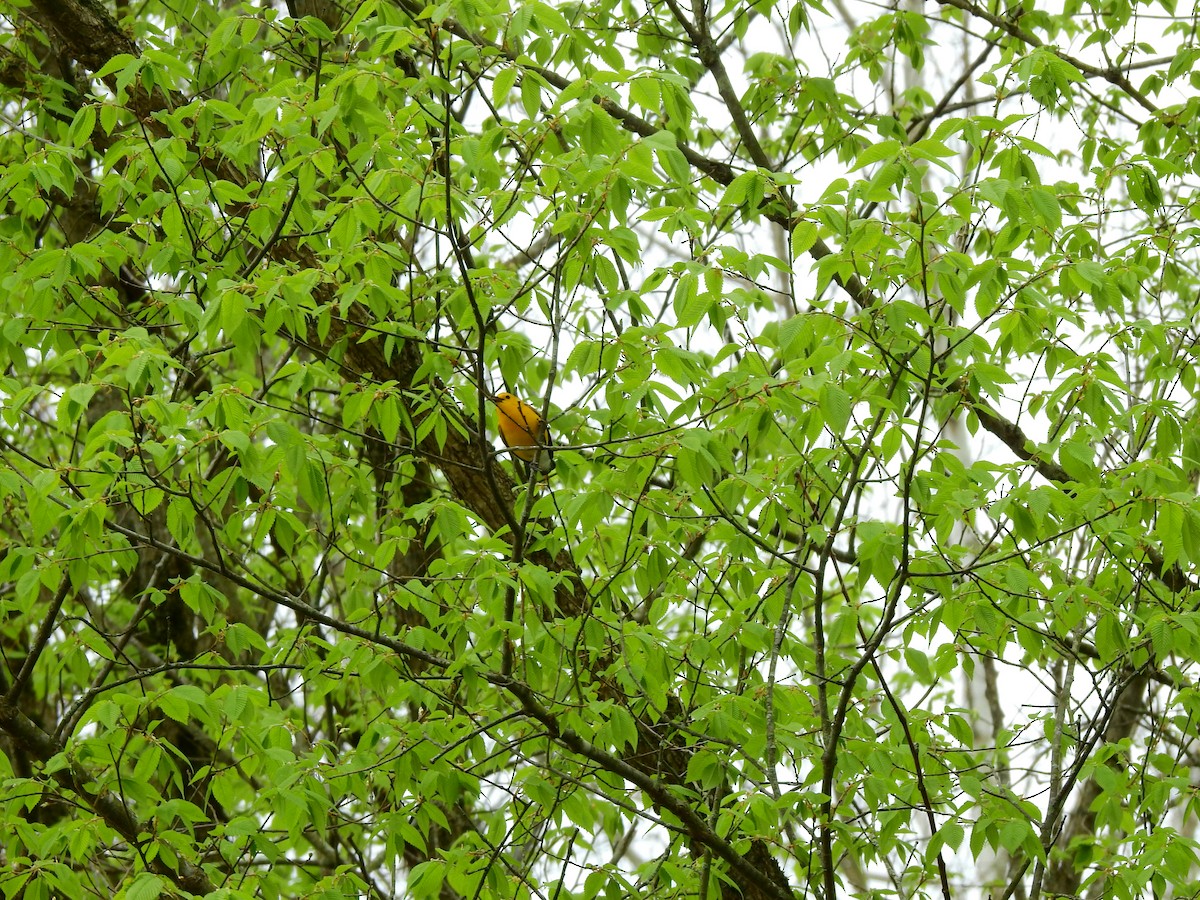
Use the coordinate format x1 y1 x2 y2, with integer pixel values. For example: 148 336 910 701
492 391 554 474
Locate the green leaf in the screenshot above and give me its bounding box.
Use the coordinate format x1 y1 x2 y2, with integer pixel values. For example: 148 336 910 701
819 382 851 434
852 139 903 170
125 873 164 900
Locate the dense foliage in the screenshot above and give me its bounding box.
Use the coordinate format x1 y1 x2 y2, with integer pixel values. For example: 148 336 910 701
3 0 1200 897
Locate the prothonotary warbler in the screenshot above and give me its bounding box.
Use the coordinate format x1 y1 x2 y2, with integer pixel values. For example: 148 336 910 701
492 391 554 474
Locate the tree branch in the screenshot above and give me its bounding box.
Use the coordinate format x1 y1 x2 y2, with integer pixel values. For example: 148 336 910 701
0 697 214 894
934 0 1162 116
